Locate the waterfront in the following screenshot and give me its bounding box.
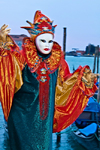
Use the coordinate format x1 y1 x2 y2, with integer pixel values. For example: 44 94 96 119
0 56 100 150
65 55 100 73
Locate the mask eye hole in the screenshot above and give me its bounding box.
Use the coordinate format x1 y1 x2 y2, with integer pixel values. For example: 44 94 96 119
40 39 46 43
49 40 53 43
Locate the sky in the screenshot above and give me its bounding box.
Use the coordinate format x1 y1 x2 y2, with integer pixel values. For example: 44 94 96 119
0 0 100 51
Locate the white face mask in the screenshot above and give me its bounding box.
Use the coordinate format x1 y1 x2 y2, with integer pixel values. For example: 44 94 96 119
35 33 53 54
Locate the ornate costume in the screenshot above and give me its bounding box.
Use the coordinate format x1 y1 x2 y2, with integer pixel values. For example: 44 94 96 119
0 11 97 150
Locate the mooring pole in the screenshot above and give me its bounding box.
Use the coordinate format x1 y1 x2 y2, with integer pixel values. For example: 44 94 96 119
63 27 67 58
93 46 97 73
97 45 100 103
97 45 99 74
57 132 61 143
97 76 100 103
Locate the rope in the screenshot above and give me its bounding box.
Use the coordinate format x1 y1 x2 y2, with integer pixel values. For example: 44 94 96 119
94 133 100 141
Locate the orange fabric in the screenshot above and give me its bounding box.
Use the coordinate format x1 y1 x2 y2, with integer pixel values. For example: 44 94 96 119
53 65 97 133
0 35 25 121
0 34 25 71
0 37 24 121
7 35 26 70
0 50 23 121
58 53 71 82
11 49 25 71
55 71 78 106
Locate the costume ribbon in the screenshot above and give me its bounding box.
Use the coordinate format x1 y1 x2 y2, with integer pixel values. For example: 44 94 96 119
37 62 50 120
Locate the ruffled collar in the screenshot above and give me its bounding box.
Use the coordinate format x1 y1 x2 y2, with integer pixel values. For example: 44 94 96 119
22 37 62 73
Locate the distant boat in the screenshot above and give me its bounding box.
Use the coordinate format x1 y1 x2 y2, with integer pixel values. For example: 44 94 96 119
71 97 100 150
74 53 82 57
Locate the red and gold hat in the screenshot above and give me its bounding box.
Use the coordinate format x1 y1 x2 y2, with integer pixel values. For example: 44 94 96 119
21 10 57 40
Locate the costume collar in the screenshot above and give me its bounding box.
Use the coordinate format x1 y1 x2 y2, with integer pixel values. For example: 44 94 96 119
22 37 62 73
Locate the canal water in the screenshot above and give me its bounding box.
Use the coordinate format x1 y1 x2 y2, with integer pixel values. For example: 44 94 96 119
0 56 100 150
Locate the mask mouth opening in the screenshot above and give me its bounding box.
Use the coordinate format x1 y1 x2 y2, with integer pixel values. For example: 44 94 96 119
37 47 52 59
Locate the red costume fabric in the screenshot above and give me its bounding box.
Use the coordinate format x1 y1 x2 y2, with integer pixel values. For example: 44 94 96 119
0 40 97 130
53 65 97 132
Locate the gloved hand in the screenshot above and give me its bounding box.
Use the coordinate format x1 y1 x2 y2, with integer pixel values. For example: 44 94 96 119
0 24 12 49
82 68 99 88
0 24 11 42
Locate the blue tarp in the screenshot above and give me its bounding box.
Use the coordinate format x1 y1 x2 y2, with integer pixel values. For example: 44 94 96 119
84 97 100 113
75 97 100 127
79 123 97 136
75 95 100 136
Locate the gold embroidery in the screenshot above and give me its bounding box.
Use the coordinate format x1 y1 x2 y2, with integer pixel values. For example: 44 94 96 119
23 38 62 73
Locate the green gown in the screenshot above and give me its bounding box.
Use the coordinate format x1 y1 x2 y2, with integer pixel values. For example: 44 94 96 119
8 64 58 150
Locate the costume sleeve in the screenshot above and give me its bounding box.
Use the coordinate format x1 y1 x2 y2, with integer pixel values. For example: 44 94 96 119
0 36 24 121
53 57 98 132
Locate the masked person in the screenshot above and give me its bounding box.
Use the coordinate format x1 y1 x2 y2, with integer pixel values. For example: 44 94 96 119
0 10 98 150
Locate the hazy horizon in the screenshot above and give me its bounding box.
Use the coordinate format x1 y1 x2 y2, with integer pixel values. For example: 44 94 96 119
0 0 100 51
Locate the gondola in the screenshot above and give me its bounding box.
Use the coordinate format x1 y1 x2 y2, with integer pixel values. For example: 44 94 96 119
71 96 100 150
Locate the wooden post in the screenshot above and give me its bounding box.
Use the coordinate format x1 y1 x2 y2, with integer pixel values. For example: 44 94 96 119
97 76 100 103
93 46 97 73
57 133 61 143
97 45 100 103
63 27 67 58
97 45 99 74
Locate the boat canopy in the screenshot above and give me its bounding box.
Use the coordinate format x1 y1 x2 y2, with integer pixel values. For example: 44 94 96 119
79 123 97 136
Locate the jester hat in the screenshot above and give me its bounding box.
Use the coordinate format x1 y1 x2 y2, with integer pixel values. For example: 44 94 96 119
21 10 57 40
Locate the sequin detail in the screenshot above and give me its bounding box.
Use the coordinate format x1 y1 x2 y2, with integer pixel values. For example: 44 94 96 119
37 62 50 120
